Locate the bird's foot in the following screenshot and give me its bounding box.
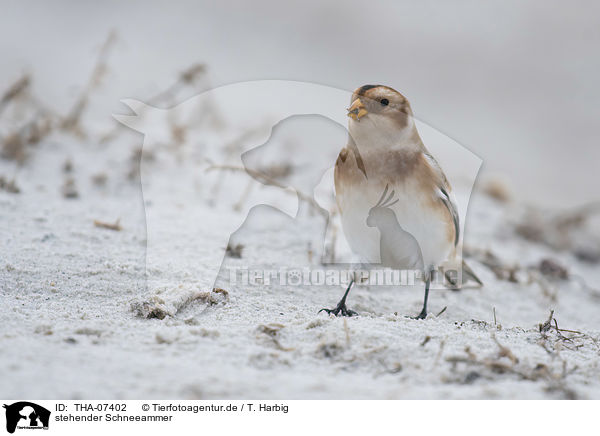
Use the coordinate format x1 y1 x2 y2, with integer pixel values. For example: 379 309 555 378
412 308 428 320
319 301 357 317
405 308 428 320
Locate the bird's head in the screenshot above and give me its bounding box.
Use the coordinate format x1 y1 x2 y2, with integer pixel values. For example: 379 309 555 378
347 85 415 146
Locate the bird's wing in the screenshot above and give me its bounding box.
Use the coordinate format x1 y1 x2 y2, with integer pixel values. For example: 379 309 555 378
421 150 483 285
423 152 460 246
439 185 460 246
347 137 367 178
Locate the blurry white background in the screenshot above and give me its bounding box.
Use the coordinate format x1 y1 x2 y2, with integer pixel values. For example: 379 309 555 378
1 0 599 207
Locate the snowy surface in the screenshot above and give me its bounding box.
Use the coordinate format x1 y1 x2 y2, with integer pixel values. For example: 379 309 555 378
2 107 600 399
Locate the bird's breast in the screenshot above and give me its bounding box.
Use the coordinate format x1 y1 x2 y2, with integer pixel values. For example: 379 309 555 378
335 163 453 268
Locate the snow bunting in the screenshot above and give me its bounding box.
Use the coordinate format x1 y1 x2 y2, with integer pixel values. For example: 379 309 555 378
321 84 481 319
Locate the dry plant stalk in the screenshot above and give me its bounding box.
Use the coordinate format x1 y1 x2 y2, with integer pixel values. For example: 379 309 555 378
323 216 338 264
131 287 229 320
148 64 207 106
446 336 578 398
206 127 268 205
482 178 511 203
539 309 555 333
436 306 448 317
61 177 79 199
225 243 244 258
492 334 518 364
516 203 600 262
1 34 117 163
257 323 294 351
127 146 155 180
2 115 53 163
554 202 600 230
206 163 328 219
463 246 519 282
61 31 117 135
0 176 20 193
0 75 30 116
0 73 55 163
538 309 591 352
100 63 208 144
93 219 122 231
91 173 108 186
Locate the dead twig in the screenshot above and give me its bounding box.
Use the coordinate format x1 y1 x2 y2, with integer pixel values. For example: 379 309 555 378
539 309 555 333
148 64 207 106
93 219 122 231
446 338 578 398
257 323 294 352
100 63 209 144
492 334 518 364
1 114 53 163
538 309 594 353
516 204 600 263
463 246 520 282
61 31 117 136
554 202 600 230
61 177 79 199
0 176 20 194
206 164 327 219
225 243 244 258
433 339 445 368
0 75 30 116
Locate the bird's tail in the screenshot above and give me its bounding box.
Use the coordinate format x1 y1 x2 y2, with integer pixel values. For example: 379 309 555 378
445 260 483 289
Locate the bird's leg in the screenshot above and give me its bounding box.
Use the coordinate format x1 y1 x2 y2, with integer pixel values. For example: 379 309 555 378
414 274 431 319
319 279 357 316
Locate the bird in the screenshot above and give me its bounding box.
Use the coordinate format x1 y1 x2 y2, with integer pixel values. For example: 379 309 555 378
320 84 481 319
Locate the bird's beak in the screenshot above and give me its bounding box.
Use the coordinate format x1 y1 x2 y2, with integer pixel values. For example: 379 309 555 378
347 98 368 121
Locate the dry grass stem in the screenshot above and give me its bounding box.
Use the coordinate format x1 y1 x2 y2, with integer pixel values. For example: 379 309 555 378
0 75 31 116
93 219 122 231
206 163 327 219
61 31 117 135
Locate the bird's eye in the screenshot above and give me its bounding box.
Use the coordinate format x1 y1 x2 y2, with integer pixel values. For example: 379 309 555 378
380 98 389 106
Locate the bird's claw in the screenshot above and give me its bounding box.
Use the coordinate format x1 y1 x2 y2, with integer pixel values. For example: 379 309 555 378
319 304 357 317
411 309 428 320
